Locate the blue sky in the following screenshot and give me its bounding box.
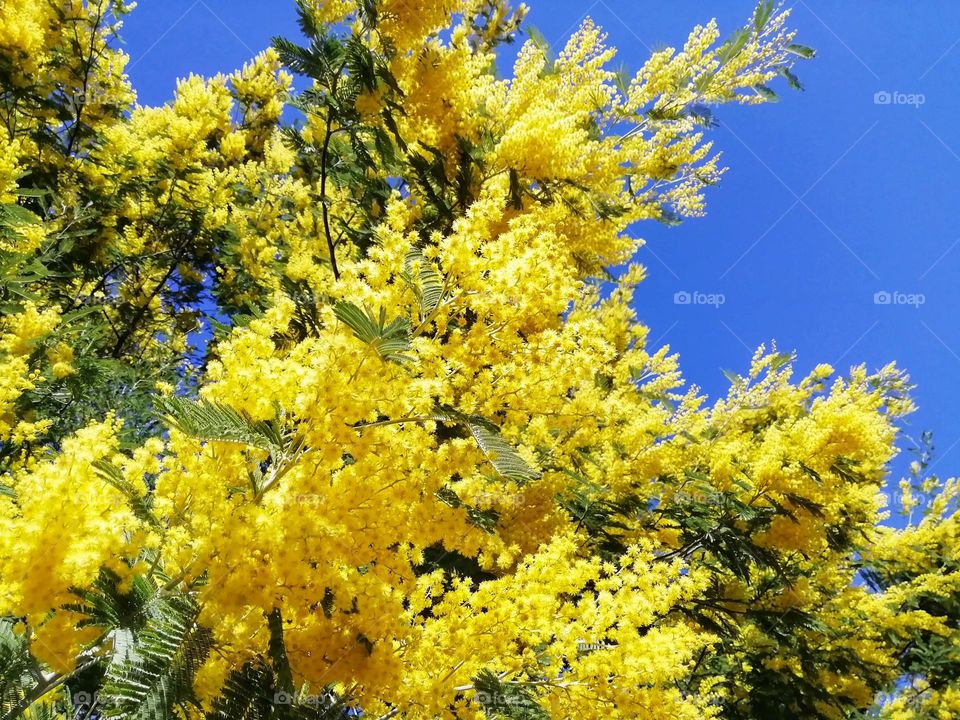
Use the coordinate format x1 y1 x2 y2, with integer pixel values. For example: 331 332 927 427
120 1 960 486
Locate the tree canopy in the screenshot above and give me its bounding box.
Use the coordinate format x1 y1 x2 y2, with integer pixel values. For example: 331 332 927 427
0 1 957 719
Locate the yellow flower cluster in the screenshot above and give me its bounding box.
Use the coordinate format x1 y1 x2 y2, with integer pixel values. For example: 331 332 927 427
124 13 913 706
0 0 953 718
0 0 59 82
0 303 64 443
0 418 142 672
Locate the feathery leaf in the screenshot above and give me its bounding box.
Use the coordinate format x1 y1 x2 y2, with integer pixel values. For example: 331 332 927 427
435 407 540 483
334 302 412 363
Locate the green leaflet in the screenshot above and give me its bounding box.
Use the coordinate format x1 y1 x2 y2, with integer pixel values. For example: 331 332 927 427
434 407 541 483
355 406 540 484
100 595 211 720
403 249 445 321
93 459 159 528
154 396 287 451
0 203 41 228
154 397 305 500
159 391 539 496
0 619 36 717
471 668 550 720
333 301 413 363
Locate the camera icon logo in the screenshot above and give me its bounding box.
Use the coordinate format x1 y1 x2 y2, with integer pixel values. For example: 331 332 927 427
874 290 891 305
72 691 95 707
874 90 892 105
273 691 295 705
673 291 691 305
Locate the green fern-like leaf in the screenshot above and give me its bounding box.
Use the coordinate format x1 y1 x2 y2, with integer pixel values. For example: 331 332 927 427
205 660 352 720
436 486 501 533
64 568 157 634
267 609 294 700
100 595 212 720
435 408 540 483
333 301 412 363
155 396 284 451
206 661 274 720
471 669 550 720
404 249 445 320
157 397 306 499
0 619 36 716
20 703 61 720
93 460 159 528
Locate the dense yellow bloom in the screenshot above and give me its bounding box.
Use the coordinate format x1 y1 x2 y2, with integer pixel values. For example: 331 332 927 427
0 1 953 718
0 418 138 670
0 134 26 203
0 0 58 81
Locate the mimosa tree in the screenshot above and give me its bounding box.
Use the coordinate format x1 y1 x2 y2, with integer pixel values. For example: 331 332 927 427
0 1 956 719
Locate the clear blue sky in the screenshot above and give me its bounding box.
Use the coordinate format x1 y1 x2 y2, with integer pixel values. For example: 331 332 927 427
120 2 960 484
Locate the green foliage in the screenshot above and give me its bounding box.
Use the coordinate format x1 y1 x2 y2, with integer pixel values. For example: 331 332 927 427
436 485 502 533
99 594 211 719
787 43 816 59
0 620 36 717
555 469 648 560
403 249 446 323
333 302 413 363
93 458 159 526
470 669 550 720
3 568 354 719
66 569 160 634
155 396 289 452
203 611 352 720
155 396 306 499
434 407 541 483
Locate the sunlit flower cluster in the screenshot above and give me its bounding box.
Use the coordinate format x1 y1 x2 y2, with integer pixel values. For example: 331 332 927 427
0 1 956 718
